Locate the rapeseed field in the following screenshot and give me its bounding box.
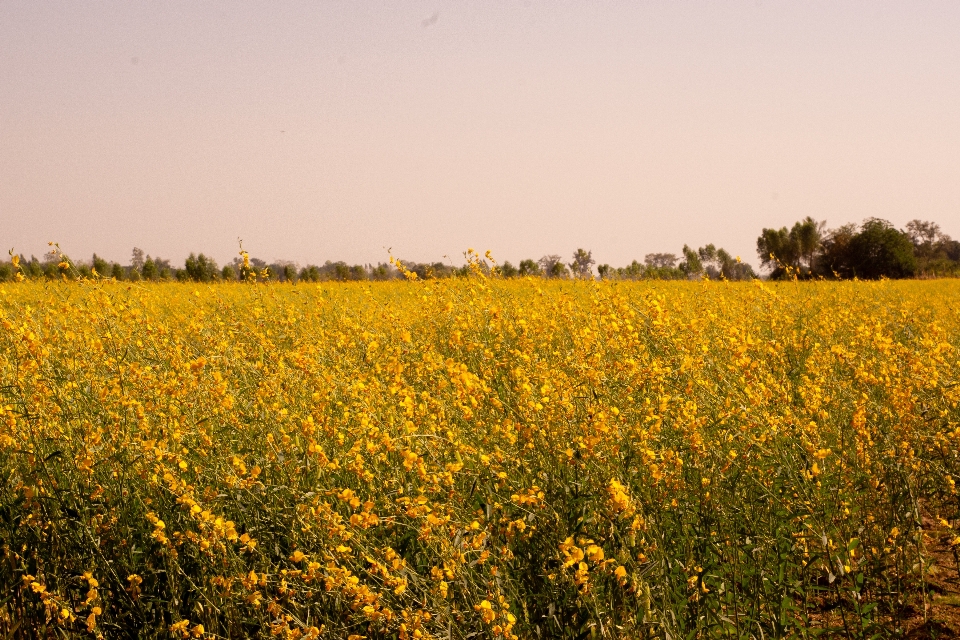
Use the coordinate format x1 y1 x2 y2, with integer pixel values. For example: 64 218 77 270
1 273 958 638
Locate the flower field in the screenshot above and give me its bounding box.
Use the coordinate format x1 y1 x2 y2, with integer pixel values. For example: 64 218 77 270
1 276 959 638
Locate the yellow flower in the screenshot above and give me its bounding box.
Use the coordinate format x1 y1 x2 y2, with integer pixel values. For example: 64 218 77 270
475 600 496 624
586 545 604 563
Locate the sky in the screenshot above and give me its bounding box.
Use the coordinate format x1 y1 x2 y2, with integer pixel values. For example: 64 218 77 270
2 1 959 270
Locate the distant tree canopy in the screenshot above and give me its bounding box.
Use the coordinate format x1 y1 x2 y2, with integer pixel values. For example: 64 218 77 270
3 216 957 284
537 255 568 279
183 253 220 283
846 219 917 279
905 220 960 275
757 217 954 280
756 217 825 278
517 259 541 277
568 249 595 279
644 253 678 269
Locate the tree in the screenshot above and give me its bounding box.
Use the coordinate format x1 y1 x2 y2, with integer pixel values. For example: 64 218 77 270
370 263 393 281
644 253 677 269
538 255 567 279
695 245 754 280
847 218 917 279
617 261 644 280
678 245 702 277
222 265 236 281
349 265 367 281
498 261 518 278
756 217 823 278
905 220 959 275
111 263 125 280
793 217 824 273
698 245 722 278
92 254 110 277
905 220 942 250
756 227 795 277
21 256 42 279
596 264 612 279
299 265 322 282
141 257 159 281
718 254 756 281
518 260 541 277
184 253 219 282
568 249 595 279
131 247 145 272
816 224 857 279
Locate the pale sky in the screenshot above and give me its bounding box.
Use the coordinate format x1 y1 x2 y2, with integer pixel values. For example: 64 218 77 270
2 1 959 269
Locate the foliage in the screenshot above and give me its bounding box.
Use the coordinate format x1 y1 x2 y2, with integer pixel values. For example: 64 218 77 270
497 262 519 278
568 249 595 279
756 217 825 278
758 218 960 280
0 277 958 638
643 253 678 269
846 218 917 279
517 260 541 277
183 253 221 283
905 220 960 278
676 245 754 281
537 255 568 279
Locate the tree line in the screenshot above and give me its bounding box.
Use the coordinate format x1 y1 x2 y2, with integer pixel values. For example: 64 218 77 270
757 217 959 279
2 217 956 283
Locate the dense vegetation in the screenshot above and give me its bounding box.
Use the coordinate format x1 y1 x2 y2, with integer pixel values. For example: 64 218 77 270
758 218 960 280
3 218 956 284
1 271 959 637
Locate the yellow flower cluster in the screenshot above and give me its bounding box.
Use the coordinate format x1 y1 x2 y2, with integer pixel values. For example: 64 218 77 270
0 277 958 637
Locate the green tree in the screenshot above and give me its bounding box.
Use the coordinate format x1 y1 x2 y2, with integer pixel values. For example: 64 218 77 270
817 224 858 278
333 262 351 281
141 257 159 281
617 261 644 280
370 263 393 280
92 254 110 277
349 265 367 281
905 220 960 276
498 261 518 278
184 253 219 282
518 260 541 277
756 217 823 278
793 217 824 273
847 218 917 279
23 256 43 278
299 265 322 282
678 245 702 277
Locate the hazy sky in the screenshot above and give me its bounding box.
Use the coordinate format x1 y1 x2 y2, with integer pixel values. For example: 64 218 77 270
2 1 959 269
